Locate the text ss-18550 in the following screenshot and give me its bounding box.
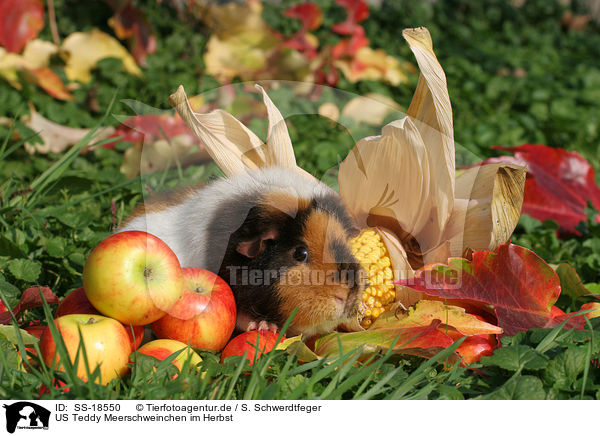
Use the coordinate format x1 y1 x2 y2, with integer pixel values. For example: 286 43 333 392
74 404 121 412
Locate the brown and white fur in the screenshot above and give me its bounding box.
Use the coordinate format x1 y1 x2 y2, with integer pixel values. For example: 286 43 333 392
117 167 364 337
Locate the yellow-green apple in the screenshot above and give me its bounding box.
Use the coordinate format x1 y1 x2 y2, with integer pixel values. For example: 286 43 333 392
220 331 284 366
136 339 202 372
83 231 183 325
56 287 145 351
39 314 131 385
152 268 236 351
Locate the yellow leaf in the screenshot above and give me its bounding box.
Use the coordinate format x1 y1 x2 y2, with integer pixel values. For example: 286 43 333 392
22 39 58 69
581 303 600 319
276 335 321 362
61 28 142 83
341 93 401 126
318 103 339 121
335 47 411 86
0 47 26 88
202 0 280 83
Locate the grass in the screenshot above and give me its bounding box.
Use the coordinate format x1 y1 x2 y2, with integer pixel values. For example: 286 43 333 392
1 0 600 399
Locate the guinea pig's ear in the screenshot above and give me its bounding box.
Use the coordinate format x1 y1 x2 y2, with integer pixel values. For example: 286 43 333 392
236 228 279 258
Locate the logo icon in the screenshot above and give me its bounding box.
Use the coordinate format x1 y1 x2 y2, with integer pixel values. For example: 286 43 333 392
2 402 50 434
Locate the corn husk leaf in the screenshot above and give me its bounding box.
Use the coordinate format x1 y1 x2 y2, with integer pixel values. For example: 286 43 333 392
255 84 296 169
170 85 266 176
315 319 452 359
444 162 526 256
339 117 432 241
403 27 455 245
371 300 503 335
277 322 458 362
170 84 315 180
339 27 455 259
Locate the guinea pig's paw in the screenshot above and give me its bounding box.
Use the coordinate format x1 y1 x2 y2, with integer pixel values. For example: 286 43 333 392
244 320 278 333
257 320 278 333
237 313 279 333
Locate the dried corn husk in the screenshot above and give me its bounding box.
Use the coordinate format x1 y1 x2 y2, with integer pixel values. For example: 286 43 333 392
169 84 314 180
444 163 527 256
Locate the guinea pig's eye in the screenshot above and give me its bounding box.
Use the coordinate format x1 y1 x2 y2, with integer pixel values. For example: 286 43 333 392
293 246 309 263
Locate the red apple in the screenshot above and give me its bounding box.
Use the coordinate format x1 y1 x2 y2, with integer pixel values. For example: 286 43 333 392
152 268 236 351
39 314 131 385
454 334 496 365
38 379 69 397
221 330 284 366
125 325 145 352
55 287 145 352
55 287 100 318
23 325 46 367
136 339 202 372
83 231 183 325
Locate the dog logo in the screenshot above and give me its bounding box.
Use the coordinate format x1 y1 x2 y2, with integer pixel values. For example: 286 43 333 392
2 402 50 433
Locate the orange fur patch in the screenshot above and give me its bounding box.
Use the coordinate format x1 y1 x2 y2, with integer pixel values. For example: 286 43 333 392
121 183 202 226
277 210 358 333
260 190 311 218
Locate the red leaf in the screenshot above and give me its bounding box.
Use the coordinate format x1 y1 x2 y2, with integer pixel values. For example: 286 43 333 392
0 0 44 53
483 144 600 234
401 321 454 350
285 3 323 31
19 286 59 310
25 67 74 101
397 244 577 336
546 305 586 330
0 286 58 324
108 1 156 66
331 26 368 59
331 0 369 35
104 114 200 148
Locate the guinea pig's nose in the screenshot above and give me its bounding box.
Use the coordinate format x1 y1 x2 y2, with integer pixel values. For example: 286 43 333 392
337 261 366 293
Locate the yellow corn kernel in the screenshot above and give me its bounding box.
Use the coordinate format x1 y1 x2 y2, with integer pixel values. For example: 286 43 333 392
350 228 396 328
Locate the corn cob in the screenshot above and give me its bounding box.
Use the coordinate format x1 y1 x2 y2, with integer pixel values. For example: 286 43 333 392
350 228 396 328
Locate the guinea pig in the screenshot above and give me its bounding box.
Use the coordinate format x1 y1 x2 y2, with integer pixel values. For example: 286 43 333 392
117 166 365 337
